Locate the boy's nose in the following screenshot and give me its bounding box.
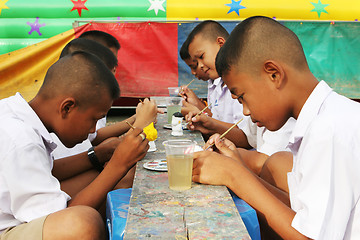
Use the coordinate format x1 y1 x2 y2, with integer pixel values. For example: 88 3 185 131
89 124 97 134
242 103 251 116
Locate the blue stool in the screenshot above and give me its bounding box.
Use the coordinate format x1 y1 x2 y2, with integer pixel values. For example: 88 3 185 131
106 188 132 240
229 189 261 240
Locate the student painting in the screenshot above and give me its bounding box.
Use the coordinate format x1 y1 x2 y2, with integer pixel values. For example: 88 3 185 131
49 38 156 200
179 37 211 116
0 51 149 239
78 30 158 147
182 20 295 174
193 16 360 239
184 20 244 125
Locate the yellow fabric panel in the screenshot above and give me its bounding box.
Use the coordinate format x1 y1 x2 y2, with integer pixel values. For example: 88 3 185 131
167 0 360 21
0 29 75 101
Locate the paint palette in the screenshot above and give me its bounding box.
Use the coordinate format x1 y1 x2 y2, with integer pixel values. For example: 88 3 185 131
143 159 168 172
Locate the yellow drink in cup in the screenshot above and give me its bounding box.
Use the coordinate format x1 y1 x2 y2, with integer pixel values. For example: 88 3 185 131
166 154 193 190
163 140 196 191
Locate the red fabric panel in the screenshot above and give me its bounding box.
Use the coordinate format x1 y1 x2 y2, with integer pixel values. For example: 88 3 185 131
75 22 178 97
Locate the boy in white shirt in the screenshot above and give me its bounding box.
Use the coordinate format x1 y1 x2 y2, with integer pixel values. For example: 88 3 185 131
183 20 296 174
51 38 157 198
0 51 149 239
193 16 360 239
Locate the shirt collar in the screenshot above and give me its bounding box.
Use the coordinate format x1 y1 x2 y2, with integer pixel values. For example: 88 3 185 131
10 93 57 151
288 81 333 151
208 77 222 89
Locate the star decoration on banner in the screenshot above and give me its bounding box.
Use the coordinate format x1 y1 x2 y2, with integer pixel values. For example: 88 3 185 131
147 0 165 16
0 0 9 15
71 0 88 17
225 0 246 16
310 0 329 18
27 17 46 36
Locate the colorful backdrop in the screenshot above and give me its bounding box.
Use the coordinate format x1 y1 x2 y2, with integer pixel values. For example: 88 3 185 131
0 0 359 102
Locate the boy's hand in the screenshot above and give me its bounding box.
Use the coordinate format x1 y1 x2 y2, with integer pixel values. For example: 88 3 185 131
95 137 122 164
185 111 215 135
192 151 238 186
181 101 200 116
135 98 158 127
180 86 205 110
205 134 241 161
110 128 149 170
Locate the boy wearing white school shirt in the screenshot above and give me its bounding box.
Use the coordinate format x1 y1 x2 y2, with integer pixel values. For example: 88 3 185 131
193 16 360 239
0 51 148 239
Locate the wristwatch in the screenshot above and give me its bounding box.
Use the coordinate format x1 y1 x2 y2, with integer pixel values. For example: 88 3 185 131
87 146 104 172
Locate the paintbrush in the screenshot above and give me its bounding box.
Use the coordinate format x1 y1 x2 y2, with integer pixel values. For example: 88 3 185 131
188 103 212 124
180 79 196 94
125 121 135 130
205 118 243 151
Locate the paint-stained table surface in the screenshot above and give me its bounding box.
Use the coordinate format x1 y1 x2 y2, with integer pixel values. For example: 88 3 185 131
123 113 250 239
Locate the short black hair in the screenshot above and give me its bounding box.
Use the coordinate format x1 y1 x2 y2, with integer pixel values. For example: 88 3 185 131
216 16 308 77
60 38 118 70
79 30 120 51
40 51 120 107
179 38 191 60
186 20 229 47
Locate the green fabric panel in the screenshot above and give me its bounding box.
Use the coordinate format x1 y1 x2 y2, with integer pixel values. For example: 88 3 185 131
284 22 360 98
0 38 44 55
0 17 166 38
0 18 74 38
0 0 166 18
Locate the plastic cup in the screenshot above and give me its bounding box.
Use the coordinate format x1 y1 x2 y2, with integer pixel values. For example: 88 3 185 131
168 87 181 97
166 97 182 124
163 140 196 191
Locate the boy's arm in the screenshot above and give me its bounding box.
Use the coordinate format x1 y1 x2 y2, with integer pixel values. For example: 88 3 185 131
180 86 211 115
67 128 148 210
52 137 121 181
192 144 310 239
91 115 136 146
186 112 251 149
91 98 158 145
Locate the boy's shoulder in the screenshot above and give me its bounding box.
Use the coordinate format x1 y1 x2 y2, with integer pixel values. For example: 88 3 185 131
0 94 53 152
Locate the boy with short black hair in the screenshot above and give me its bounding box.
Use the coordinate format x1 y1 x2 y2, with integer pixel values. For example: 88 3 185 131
186 20 296 174
179 37 211 116
51 38 156 199
0 51 149 239
193 16 360 239
79 30 121 57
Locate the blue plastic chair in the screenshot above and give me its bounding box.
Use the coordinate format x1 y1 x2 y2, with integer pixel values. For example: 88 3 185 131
106 188 132 240
229 189 261 240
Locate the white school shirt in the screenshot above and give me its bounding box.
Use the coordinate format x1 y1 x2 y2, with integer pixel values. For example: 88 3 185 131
287 81 360 239
51 117 106 159
241 117 296 156
0 93 70 232
207 77 244 124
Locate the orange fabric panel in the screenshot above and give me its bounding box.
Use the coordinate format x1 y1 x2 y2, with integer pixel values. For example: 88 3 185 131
0 28 76 101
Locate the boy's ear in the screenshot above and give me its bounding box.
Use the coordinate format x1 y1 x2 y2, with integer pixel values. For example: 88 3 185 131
60 97 76 118
216 37 226 47
263 60 285 89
